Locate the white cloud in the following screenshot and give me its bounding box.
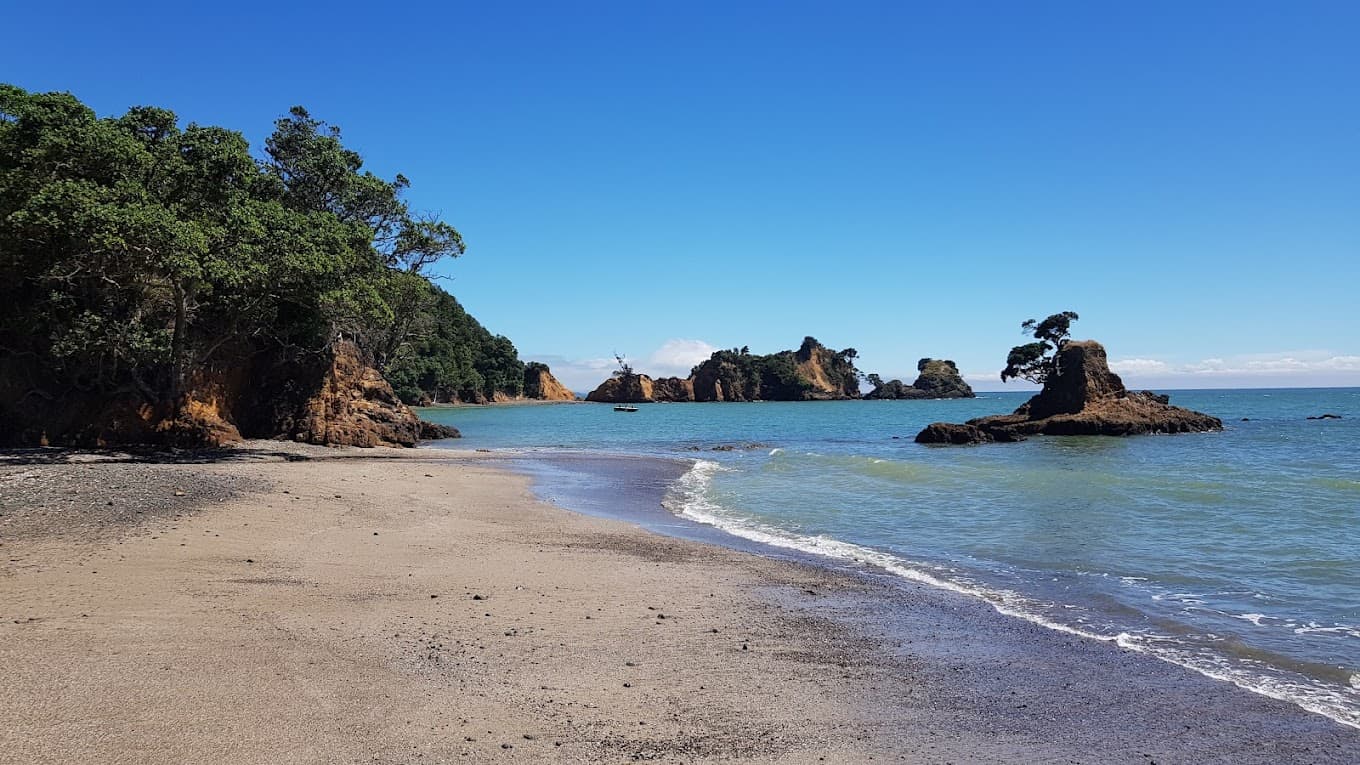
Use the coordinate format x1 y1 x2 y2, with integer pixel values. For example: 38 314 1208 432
1183 353 1360 375
1108 351 1360 388
520 353 617 394
523 338 719 394
643 338 718 378
1109 358 1172 374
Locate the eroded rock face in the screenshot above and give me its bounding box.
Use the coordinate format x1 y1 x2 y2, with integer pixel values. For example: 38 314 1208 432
585 374 654 403
916 340 1221 444
585 338 861 403
2 340 449 448
866 358 974 400
792 338 861 400
285 341 429 447
651 377 695 402
1022 341 1125 419
524 365 577 401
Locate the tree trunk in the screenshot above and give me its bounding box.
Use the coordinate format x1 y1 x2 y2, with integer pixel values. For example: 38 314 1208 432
170 280 190 402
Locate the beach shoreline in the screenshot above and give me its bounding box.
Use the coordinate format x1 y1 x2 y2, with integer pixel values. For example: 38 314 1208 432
1 443 1355 763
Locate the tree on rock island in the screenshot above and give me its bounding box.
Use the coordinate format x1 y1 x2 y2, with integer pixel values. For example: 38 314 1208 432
1000 311 1080 384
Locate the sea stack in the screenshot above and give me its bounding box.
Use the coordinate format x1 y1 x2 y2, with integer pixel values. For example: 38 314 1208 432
864 358 975 399
916 340 1221 444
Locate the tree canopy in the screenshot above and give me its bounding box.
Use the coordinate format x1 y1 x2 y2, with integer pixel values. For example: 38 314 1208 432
0 85 520 424
1000 311 1080 384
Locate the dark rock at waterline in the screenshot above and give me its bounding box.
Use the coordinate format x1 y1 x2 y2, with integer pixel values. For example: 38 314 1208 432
418 420 461 440
914 422 996 445
916 340 1221 444
1306 413 1342 420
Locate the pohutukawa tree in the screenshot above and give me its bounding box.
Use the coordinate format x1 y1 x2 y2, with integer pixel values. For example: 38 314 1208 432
1000 311 1080 384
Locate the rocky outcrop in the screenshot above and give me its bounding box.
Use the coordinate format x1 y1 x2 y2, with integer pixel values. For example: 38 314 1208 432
275 342 437 447
690 357 741 402
586 373 654 403
914 422 993 445
1 340 455 448
909 358 975 398
419 420 461 440
523 364 576 401
651 376 695 402
792 337 861 400
865 358 974 400
916 340 1221 444
586 338 860 404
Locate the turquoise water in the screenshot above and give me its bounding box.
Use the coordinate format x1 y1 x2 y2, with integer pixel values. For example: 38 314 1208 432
420 389 1360 727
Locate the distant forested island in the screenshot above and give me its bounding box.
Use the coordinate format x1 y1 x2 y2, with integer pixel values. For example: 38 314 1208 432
585 338 974 403
0 85 569 447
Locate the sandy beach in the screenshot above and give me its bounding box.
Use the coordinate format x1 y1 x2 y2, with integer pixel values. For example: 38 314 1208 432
2 444 1356 764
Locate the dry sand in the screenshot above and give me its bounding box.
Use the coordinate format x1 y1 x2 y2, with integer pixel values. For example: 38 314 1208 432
2 444 1356 764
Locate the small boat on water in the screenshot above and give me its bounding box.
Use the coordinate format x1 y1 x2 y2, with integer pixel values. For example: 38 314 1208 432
613 404 639 412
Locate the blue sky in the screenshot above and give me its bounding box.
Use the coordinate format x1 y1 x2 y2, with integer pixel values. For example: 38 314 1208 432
5 1 1357 391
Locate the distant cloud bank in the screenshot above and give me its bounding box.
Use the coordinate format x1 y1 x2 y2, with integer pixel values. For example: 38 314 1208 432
1107 351 1360 384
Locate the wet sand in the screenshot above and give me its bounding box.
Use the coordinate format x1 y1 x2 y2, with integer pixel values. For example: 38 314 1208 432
1 443 1355 763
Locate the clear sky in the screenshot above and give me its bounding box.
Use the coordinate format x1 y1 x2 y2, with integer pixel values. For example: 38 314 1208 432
5 1 1357 391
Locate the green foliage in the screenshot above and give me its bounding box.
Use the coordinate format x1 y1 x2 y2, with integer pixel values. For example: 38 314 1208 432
0 85 508 414
382 287 524 404
694 338 859 400
1001 311 1080 384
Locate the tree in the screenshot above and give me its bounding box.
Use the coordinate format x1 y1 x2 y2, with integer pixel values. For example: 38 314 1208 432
0 86 474 417
1000 311 1080 384
866 373 884 389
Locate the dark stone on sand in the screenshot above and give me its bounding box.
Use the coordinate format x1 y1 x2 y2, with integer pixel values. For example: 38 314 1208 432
916 340 1221 444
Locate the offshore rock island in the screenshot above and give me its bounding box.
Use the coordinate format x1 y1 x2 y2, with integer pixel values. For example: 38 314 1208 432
587 339 975 403
588 337 861 403
917 340 1223 444
864 358 975 400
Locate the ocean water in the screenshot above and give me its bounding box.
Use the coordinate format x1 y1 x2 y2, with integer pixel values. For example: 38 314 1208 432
419 388 1360 728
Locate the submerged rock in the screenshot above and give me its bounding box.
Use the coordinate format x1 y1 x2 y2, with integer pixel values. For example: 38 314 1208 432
916 340 1221 444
